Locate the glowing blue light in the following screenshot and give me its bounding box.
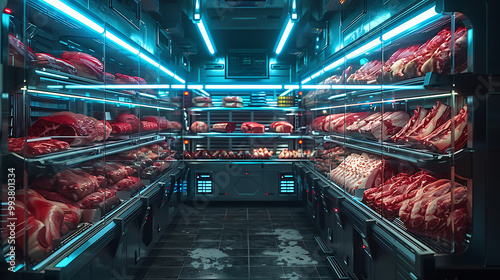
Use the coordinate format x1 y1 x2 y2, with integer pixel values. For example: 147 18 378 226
159 66 174 77
174 75 186 84
187 85 203 90
275 19 295 55
382 7 438 41
329 93 347 99
284 85 300 89
302 85 331 89
105 31 139 55
138 92 158 99
323 57 345 72
345 38 381 60
42 0 104 33
279 89 293 96
198 89 211 96
197 18 216 55
301 77 312 84
205 85 283 90
139 53 160 68
171 84 186 89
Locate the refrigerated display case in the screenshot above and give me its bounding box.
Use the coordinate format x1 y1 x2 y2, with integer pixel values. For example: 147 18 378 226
1 0 187 277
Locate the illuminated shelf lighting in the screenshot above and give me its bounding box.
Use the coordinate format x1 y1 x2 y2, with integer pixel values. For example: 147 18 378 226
275 18 295 55
196 17 216 55
25 89 175 111
284 85 300 89
205 84 283 90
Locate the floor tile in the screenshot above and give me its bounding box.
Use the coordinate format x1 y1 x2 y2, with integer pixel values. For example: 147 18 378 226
144 266 183 278
282 266 321 278
249 266 284 279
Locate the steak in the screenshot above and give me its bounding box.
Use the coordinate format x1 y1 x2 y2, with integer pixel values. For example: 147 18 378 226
36 53 77 75
28 111 98 146
270 121 293 133
116 114 140 133
110 121 133 134
422 105 468 152
391 106 428 141
408 101 450 141
370 111 410 140
52 169 99 201
212 122 236 133
142 116 170 130
141 121 159 131
9 137 70 156
12 201 49 261
241 122 265 133
190 121 209 133
89 117 112 141
110 176 144 191
61 52 103 80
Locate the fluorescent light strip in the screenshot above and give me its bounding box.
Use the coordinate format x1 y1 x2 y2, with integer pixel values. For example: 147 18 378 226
171 84 186 89
187 85 204 90
345 38 381 60
302 85 331 89
42 0 104 33
205 85 283 90
323 57 345 72
26 89 174 110
105 31 139 55
328 93 347 99
383 7 438 41
301 77 312 84
197 18 216 55
312 92 456 110
41 0 185 84
310 70 324 79
64 84 171 89
198 89 211 96
279 89 293 96
275 19 294 55
138 92 158 99
35 70 69 79
284 85 300 89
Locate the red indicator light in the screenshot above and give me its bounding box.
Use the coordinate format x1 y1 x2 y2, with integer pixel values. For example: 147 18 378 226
298 140 303 145
245 172 248 175
334 208 338 212
224 193 228 195
298 91 302 96
184 91 189 96
184 140 189 144
362 244 366 249
266 193 269 195
4 8 12 14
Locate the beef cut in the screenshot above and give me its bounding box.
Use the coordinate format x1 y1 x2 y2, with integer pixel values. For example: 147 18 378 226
142 116 170 130
8 34 37 67
28 111 98 146
241 122 265 133
190 121 209 133
89 117 112 141
141 121 159 131
36 53 77 75
422 105 467 152
9 137 70 156
43 169 99 201
110 122 133 134
110 176 144 191
270 121 293 133
11 201 49 261
347 60 382 84
370 111 410 140
192 96 212 103
61 52 103 80
212 122 236 133
104 72 116 84
116 114 141 133
407 101 450 141
391 106 429 141
329 153 383 194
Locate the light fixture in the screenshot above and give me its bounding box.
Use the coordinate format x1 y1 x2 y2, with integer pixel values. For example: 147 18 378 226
196 17 216 55
42 0 104 33
205 85 283 90
40 0 185 84
279 89 293 96
328 93 347 99
284 85 300 89
198 89 211 97
301 77 312 84
105 31 139 55
345 38 381 60
172 85 186 89
382 6 438 41
187 85 204 90
275 18 295 55
302 85 331 89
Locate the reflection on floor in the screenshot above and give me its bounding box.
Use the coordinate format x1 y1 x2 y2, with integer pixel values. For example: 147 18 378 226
134 203 335 280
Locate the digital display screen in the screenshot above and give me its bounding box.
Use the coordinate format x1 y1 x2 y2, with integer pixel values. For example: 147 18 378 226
226 50 269 78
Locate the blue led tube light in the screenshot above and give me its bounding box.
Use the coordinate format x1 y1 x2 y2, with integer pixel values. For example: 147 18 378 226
197 17 216 55
275 18 294 55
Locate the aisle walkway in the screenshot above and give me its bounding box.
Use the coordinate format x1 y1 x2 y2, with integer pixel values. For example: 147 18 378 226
134 203 334 280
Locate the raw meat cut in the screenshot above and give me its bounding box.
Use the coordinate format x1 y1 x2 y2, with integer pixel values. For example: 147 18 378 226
89 117 112 141
190 121 209 133
311 116 328 132
53 169 99 201
141 121 159 131
61 52 103 80
370 111 410 140
110 122 133 134
84 162 136 184
223 96 243 103
142 116 171 130
116 114 141 133
408 101 450 141
110 176 144 191
11 201 49 261
193 102 213 107
78 189 118 209
270 121 294 133
391 106 429 141
28 111 98 146
241 122 265 133
252 148 273 159
322 114 344 132
9 137 70 156
192 96 212 103
346 113 381 133
170 121 182 130
8 34 37 66
104 72 116 84
422 105 468 152
329 153 383 194
331 112 371 134
358 112 392 134
36 53 77 75
212 122 236 133
222 101 243 108
347 60 382 84
17 190 64 251
115 73 139 95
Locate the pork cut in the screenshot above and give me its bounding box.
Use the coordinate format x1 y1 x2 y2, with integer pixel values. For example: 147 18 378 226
329 153 383 194
116 113 141 133
36 53 77 75
141 121 159 131
370 111 410 140
391 106 429 141
270 121 293 133
110 121 133 134
241 122 265 133
28 111 98 146
223 96 243 103
422 105 468 152
190 121 209 133
212 122 236 133
9 137 70 156
408 101 450 141
61 52 103 80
